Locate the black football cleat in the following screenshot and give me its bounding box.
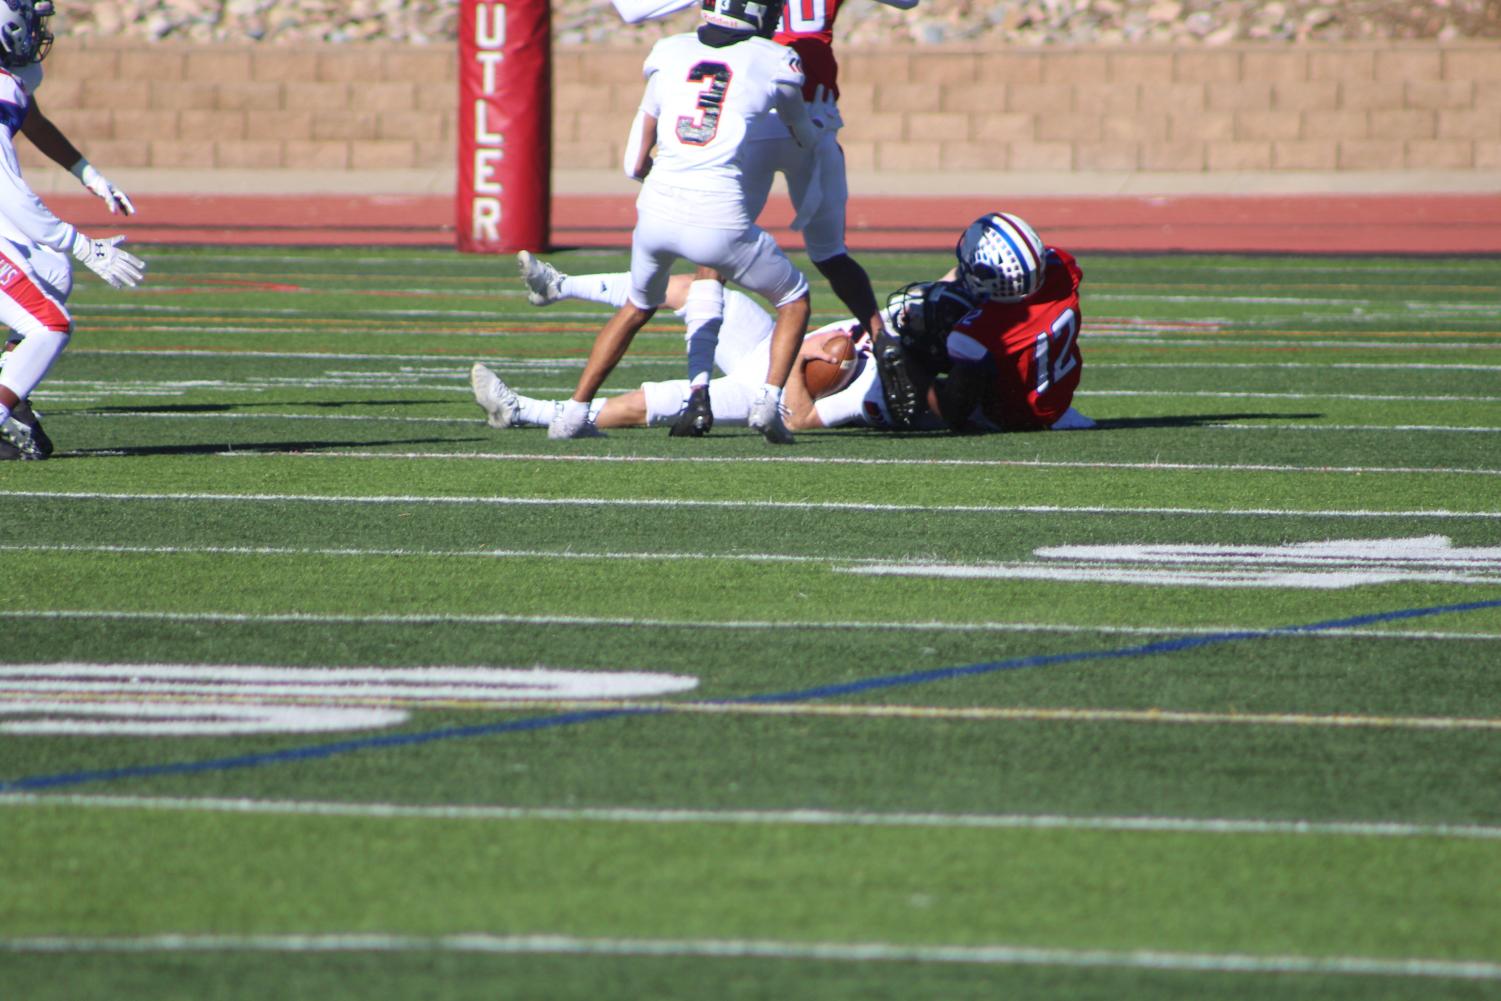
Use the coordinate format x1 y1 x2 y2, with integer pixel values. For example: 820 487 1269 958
668 385 714 437
1 398 51 459
872 328 919 429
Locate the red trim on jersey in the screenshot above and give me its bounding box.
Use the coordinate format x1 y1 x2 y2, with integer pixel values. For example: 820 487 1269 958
0 249 70 333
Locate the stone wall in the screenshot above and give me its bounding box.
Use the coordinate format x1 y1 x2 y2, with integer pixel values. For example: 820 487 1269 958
23 41 1501 179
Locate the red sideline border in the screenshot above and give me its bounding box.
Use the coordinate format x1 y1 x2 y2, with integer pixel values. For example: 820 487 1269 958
47 192 1501 255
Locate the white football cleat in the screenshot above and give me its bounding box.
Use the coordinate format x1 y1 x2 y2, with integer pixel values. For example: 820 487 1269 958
747 388 794 445
518 250 566 307
1049 406 1097 431
547 401 606 440
470 362 519 429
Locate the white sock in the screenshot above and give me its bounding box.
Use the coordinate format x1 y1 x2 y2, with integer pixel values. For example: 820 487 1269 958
514 395 558 427
559 399 590 425
682 279 724 388
559 273 631 308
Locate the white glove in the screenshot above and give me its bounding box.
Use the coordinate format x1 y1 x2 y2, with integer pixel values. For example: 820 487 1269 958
71 160 136 215
71 233 146 289
808 84 843 134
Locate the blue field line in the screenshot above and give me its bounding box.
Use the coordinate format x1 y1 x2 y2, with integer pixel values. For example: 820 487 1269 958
4 598 1500 794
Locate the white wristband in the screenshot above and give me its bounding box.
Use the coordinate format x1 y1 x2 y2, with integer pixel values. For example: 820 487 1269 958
69 158 91 181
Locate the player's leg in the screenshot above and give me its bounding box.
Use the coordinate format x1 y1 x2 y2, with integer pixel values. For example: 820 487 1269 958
641 374 757 429
551 222 674 439
0 252 72 460
717 228 810 444
790 137 888 341
670 266 725 438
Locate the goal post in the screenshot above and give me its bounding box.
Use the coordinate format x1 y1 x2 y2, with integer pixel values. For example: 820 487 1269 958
456 0 551 253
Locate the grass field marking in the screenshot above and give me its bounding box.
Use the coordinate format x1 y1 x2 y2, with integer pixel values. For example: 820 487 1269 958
8 689 1496 736
0 542 894 566
5 490 1500 520
6 597 1501 793
280 450 1501 478
66 339 1501 357
0 664 699 736
5 608 1497 642
1097 361 1501 371
7 793 1501 844
1077 389 1501 403
5 684 1494 741
1212 422 1501 434
2 932 1498 981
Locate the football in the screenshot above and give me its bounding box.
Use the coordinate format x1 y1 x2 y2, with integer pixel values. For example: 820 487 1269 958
803 333 856 399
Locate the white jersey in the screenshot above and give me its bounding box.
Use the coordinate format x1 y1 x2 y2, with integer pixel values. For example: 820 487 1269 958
0 65 77 256
636 32 803 228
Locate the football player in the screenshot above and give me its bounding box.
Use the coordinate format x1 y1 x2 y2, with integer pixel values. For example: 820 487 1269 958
476 267 851 432
601 0 920 440
903 212 1095 434
0 0 145 461
485 234 1093 434
548 0 827 445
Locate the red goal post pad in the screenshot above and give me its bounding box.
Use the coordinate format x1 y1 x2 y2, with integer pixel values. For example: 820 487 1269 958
456 0 551 253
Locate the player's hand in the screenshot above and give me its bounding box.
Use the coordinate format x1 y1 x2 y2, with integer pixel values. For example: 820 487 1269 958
808 84 843 133
71 233 146 289
77 164 136 215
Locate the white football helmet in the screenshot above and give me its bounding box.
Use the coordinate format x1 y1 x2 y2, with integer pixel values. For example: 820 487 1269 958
955 212 1047 303
0 0 51 68
700 0 784 36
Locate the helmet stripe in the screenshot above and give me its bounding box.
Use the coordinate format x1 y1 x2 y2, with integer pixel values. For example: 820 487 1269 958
982 215 1039 278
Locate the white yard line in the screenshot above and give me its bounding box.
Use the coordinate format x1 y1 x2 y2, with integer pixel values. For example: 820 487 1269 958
5 793 1501 844
284 449 1501 477
0 932 1496 981
4 490 1497 520
1 608 1495 642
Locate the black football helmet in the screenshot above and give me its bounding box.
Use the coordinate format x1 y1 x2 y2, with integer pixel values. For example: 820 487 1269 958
885 280 979 371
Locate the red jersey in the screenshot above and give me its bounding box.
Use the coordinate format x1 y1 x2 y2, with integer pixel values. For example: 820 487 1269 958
773 0 844 98
949 248 1084 431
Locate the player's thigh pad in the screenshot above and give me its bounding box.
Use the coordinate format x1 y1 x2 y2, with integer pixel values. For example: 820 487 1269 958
0 245 71 338
627 215 685 309
723 227 809 308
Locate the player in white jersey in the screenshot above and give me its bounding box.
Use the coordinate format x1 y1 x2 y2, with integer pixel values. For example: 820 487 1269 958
597 0 920 441
0 0 145 460
549 0 826 445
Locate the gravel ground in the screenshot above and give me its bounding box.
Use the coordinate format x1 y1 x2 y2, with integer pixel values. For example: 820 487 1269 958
52 0 1501 46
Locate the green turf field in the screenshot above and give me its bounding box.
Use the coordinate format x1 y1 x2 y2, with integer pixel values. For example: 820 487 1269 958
2 245 1500 1000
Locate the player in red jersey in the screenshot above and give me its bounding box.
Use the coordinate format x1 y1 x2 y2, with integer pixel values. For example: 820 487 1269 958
879 212 1095 433
933 247 1087 431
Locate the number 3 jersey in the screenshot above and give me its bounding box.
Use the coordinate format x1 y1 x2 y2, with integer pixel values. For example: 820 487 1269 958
948 247 1085 431
636 32 805 230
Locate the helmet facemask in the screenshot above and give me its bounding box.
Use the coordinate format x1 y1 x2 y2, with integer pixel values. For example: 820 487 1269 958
0 0 53 68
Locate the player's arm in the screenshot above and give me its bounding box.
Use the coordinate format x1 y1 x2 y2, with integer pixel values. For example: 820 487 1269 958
782 329 850 430
21 99 136 215
610 0 696 24
623 110 657 181
773 82 820 149
926 333 992 433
